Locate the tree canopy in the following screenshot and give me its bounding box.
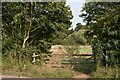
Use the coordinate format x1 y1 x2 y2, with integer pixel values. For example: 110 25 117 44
2 2 73 59
80 2 120 66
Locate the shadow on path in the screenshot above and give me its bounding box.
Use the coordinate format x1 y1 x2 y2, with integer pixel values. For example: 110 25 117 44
69 58 96 75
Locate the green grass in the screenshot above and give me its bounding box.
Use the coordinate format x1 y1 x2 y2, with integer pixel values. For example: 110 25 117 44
2 45 120 78
64 45 92 54
90 66 120 78
2 57 76 78
2 55 95 78
2 45 93 78
2 64 75 78
5 56 119 78
79 46 92 53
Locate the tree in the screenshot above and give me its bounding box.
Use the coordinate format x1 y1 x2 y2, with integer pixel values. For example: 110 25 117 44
80 2 120 66
2 2 73 59
63 29 87 45
75 23 86 31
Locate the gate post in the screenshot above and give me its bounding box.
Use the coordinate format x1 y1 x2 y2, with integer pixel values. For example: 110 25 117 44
32 53 39 63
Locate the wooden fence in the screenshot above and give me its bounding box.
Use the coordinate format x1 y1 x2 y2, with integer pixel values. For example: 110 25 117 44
32 53 95 68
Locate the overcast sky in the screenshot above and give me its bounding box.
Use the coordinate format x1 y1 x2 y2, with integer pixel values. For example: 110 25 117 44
66 0 85 29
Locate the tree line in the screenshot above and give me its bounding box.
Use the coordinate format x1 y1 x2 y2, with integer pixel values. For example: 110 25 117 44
80 2 120 67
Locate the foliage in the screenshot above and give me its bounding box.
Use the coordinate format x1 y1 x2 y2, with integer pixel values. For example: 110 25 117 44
52 23 88 45
2 2 72 64
63 29 87 45
75 23 87 31
52 31 67 45
80 2 120 66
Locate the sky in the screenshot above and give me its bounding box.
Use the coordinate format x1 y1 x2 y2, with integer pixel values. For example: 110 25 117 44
66 0 86 29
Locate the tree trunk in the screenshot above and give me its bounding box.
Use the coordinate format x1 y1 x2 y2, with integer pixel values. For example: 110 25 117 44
22 36 29 48
22 2 32 48
22 31 29 48
103 49 108 67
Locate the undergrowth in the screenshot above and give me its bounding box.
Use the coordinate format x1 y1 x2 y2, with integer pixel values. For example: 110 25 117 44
90 66 120 78
2 57 76 78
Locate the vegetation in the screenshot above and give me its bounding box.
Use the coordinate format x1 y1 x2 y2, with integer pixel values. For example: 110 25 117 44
2 2 74 78
2 46 93 78
2 1 120 78
2 2 72 65
79 1 120 78
2 57 75 78
79 46 92 53
90 66 120 78
80 2 120 67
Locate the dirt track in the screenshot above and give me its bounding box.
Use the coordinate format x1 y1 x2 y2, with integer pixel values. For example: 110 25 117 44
73 74 90 78
0 75 26 78
0 74 90 78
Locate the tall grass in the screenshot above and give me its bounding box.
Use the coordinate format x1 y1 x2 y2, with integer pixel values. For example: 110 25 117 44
2 56 76 78
90 66 120 78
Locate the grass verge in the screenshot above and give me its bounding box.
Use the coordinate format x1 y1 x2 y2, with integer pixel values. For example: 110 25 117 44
2 57 76 78
90 66 120 78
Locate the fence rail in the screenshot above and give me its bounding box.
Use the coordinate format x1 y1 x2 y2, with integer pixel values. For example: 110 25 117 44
32 53 94 64
51 53 93 56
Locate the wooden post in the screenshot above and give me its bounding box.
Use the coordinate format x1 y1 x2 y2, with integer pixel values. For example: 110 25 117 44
32 53 39 63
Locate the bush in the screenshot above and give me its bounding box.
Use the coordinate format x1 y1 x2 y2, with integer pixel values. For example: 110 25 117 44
92 38 120 67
